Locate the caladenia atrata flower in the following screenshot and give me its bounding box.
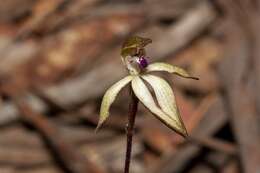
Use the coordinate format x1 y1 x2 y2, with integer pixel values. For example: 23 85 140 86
96 36 198 137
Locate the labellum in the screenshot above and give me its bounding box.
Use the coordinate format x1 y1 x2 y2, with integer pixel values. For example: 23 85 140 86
137 56 149 69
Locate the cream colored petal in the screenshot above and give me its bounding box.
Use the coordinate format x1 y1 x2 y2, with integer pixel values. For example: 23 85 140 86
146 62 199 80
96 75 133 131
142 74 187 136
131 76 187 137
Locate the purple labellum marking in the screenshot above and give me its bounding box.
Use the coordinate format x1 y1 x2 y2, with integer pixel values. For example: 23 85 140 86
137 56 148 69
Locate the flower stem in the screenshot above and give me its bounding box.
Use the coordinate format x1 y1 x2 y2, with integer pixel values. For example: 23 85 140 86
124 87 138 173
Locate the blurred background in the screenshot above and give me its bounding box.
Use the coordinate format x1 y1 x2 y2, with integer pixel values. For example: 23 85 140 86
0 0 260 173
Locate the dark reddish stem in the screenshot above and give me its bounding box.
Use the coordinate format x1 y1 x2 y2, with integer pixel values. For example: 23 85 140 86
124 88 138 173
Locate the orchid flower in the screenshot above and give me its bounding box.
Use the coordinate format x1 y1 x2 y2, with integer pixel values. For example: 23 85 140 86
96 36 198 137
